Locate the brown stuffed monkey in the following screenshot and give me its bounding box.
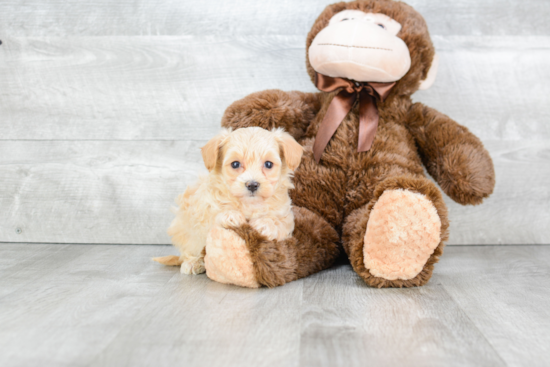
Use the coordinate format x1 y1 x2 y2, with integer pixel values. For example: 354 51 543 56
203 0 495 288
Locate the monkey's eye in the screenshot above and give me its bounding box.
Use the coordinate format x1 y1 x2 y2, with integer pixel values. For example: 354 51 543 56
377 24 386 29
231 161 240 169
264 161 273 169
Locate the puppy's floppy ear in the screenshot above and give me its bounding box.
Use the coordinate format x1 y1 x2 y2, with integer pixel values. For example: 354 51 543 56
201 129 230 171
274 129 303 171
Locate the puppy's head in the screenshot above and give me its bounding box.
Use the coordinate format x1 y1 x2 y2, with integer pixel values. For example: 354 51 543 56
201 127 303 201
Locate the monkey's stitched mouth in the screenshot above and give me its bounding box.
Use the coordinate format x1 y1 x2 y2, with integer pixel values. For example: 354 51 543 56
317 43 393 51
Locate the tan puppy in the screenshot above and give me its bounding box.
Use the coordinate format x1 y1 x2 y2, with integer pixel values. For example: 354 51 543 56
153 127 303 274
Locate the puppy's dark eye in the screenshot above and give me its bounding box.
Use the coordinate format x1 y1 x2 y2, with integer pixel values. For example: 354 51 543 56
341 18 349 21
231 161 240 169
264 161 273 169
378 23 385 29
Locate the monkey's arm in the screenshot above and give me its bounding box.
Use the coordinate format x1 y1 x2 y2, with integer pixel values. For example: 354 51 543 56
406 103 495 205
221 90 322 140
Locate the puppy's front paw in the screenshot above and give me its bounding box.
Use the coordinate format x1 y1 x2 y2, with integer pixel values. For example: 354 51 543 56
180 256 205 275
249 217 279 240
215 210 247 229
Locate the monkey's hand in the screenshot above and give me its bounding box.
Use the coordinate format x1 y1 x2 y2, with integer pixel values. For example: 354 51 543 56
221 90 322 141
407 103 495 205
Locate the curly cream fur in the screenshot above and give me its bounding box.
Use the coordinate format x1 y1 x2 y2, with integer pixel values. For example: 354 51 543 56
155 127 302 275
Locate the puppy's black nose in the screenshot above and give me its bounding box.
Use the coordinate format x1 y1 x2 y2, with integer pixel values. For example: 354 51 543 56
246 181 259 193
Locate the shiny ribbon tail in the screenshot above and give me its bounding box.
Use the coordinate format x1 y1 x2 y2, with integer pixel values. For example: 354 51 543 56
313 91 356 163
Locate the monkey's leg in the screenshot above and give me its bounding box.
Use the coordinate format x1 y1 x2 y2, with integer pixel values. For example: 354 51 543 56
343 175 449 288
204 206 340 288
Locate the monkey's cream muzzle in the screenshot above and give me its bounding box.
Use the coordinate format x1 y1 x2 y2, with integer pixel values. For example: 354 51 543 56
308 11 411 83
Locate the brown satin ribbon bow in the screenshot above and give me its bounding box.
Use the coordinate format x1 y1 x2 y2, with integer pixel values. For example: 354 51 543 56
313 72 395 163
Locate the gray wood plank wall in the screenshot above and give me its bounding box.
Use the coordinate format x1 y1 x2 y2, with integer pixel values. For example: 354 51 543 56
1 0 548 245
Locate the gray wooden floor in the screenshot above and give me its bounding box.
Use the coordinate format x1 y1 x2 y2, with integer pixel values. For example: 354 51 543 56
1 244 549 367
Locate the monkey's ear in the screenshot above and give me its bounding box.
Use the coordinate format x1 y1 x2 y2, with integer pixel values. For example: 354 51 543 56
418 53 439 90
274 129 303 171
201 129 230 171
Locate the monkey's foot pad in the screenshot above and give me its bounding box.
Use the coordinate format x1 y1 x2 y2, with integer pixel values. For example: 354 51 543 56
204 224 260 288
363 189 441 280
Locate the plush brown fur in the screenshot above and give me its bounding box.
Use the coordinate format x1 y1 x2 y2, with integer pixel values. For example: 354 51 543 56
407 103 495 204
229 207 340 287
222 90 322 140
217 0 495 288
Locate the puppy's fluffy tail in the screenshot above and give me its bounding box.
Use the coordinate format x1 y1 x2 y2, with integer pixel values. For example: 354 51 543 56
152 255 182 266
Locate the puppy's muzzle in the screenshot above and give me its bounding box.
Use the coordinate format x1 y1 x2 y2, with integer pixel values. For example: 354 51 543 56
245 181 260 193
